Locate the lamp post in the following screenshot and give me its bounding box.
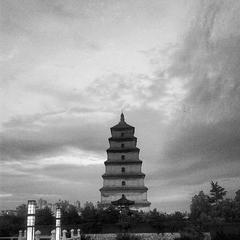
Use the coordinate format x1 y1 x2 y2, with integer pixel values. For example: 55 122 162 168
26 200 36 240
55 208 61 240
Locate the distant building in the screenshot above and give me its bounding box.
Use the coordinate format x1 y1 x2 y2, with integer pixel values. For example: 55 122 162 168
74 200 81 209
100 113 151 210
0 210 17 216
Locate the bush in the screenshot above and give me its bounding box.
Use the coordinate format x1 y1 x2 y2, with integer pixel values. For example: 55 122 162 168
179 226 204 240
80 234 91 240
212 231 240 240
116 233 141 240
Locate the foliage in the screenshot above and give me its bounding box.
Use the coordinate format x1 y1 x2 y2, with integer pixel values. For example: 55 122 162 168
36 207 54 226
212 231 240 240
235 190 240 202
190 191 211 221
16 204 27 217
179 225 204 240
190 182 240 224
0 203 27 236
0 215 24 237
79 233 91 240
62 205 81 225
146 208 166 233
1 184 240 236
97 205 120 224
146 208 187 233
210 181 227 204
116 233 141 240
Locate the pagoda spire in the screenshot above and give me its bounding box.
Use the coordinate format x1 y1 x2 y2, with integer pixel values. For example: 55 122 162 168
120 112 125 122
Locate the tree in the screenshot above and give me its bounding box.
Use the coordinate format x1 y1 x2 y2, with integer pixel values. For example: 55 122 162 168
0 203 27 236
235 190 240 202
210 181 227 204
55 200 71 212
0 215 24 237
62 205 81 225
147 208 166 233
80 202 101 233
190 191 211 222
97 205 119 224
16 204 27 217
36 207 54 226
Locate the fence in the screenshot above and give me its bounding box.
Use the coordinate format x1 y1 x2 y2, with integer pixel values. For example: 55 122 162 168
14 230 212 240
17 229 81 240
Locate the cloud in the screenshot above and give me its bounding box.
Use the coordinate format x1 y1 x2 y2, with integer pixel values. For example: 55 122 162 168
0 193 13 198
164 0 240 161
0 160 104 209
0 109 114 161
144 0 240 206
169 0 240 119
1 0 240 211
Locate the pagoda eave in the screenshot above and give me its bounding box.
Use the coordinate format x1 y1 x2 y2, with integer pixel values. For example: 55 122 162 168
104 160 142 165
110 121 134 131
108 137 137 142
102 173 145 179
100 186 148 192
107 148 140 153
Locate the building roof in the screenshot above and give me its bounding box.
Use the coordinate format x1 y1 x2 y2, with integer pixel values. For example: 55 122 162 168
111 194 135 206
111 113 134 131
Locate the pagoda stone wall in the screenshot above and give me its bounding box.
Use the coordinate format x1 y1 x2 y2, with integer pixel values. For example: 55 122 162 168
109 141 136 148
107 152 139 161
103 179 144 187
106 165 141 174
111 129 134 138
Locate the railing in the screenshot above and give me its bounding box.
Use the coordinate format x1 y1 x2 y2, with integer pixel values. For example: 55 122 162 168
0 237 18 240
7 229 82 240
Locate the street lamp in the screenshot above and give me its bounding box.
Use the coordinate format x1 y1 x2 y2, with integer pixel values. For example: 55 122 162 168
27 200 36 240
55 208 61 240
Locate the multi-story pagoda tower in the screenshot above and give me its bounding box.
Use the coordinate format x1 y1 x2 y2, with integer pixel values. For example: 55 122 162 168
100 113 151 210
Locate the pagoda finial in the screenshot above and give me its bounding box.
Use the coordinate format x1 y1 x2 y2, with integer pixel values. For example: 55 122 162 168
120 112 125 122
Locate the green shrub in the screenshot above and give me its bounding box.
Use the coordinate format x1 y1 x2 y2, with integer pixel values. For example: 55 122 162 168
180 226 204 240
80 234 91 240
116 233 141 240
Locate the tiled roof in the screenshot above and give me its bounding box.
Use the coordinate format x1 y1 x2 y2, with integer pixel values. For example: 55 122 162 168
111 113 134 131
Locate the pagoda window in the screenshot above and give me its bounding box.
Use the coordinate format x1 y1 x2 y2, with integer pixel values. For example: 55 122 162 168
121 132 124 137
121 155 125 160
121 167 125 173
121 143 124 148
122 181 126 186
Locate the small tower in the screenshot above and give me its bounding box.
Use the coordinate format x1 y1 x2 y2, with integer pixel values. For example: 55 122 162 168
100 113 151 210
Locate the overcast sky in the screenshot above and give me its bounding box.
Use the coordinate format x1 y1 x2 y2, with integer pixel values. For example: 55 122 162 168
1 0 240 212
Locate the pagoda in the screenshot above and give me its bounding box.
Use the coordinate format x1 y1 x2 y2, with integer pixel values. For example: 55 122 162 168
100 113 151 210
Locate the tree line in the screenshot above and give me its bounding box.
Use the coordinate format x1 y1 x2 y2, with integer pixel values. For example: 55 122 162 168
0 182 239 236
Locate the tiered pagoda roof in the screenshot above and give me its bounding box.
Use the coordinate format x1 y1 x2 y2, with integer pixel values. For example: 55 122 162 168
110 113 134 131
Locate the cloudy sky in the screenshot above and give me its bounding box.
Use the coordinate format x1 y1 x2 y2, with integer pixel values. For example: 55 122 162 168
1 0 240 212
